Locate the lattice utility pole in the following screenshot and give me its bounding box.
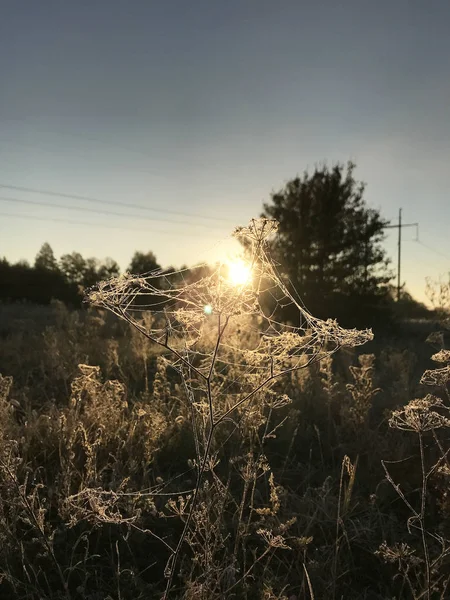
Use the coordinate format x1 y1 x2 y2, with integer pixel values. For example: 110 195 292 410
383 209 419 301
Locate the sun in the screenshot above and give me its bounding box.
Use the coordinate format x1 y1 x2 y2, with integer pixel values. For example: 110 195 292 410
227 258 252 286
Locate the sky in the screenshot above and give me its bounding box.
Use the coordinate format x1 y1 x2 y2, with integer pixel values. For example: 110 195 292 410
1 0 449 304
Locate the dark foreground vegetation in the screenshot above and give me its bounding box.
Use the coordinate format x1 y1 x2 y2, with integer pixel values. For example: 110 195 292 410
0 284 449 600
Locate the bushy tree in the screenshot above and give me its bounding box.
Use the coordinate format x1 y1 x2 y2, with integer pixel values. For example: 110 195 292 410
128 251 160 274
34 242 59 271
97 257 120 281
60 253 120 290
262 162 393 326
60 252 86 284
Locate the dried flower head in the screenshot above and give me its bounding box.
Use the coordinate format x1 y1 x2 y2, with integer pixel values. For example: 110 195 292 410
233 217 279 244
389 395 450 432
257 528 291 550
420 366 450 387
431 349 450 364
376 541 421 566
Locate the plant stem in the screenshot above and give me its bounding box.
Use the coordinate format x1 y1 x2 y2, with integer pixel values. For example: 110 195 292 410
418 432 431 600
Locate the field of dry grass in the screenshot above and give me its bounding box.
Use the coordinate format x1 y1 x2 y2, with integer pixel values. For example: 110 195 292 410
0 242 449 599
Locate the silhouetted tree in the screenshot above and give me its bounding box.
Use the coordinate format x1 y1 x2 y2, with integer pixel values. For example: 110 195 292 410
128 251 160 274
60 253 120 290
97 257 120 281
34 243 59 271
82 257 99 288
262 161 393 326
80 257 120 288
60 252 86 284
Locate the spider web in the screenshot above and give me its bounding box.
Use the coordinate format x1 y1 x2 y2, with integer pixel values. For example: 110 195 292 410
86 218 373 425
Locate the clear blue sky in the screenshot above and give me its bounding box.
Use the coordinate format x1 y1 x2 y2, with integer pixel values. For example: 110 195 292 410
1 0 449 303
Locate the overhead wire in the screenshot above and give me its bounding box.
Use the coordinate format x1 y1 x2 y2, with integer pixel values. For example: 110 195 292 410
0 183 235 224
0 195 229 231
415 240 450 261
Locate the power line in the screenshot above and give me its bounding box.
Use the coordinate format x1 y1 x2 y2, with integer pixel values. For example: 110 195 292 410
383 212 449 298
0 211 221 238
384 218 450 261
0 195 228 230
415 240 450 261
0 183 235 224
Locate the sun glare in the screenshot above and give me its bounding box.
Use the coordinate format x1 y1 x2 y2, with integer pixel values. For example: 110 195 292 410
227 258 252 286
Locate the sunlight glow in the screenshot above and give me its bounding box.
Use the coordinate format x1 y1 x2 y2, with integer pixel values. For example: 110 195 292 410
227 258 252 286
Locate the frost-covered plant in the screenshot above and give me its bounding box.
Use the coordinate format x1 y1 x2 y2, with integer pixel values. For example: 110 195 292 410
86 218 373 598
383 297 450 600
342 353 381 430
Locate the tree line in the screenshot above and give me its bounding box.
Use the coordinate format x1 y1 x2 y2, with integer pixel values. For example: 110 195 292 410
0 162 431 326
0 244 161 306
